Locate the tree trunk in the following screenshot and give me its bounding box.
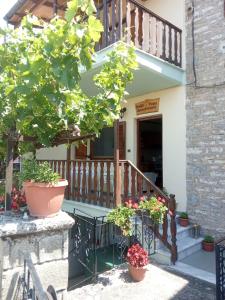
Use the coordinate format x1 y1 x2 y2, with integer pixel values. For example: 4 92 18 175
5 138 14 210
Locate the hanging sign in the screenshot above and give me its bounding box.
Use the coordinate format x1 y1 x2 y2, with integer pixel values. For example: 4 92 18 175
135 98 160 115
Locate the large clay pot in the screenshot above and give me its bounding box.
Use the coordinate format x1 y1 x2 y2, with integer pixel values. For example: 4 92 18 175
23 179 68 218
128 264 147 282
202 241 214 252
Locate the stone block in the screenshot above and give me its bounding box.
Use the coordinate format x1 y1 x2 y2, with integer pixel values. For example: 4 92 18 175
2 236 39 270
35 259 69 291
39 232 63 263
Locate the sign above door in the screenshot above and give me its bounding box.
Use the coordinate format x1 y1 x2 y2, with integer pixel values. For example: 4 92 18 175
135 98 160 115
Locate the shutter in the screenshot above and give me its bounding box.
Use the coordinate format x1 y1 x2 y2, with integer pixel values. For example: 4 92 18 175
75 144 87 159
119 121 126 160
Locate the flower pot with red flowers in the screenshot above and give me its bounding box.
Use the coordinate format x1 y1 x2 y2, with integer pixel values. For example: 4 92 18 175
127 244 149 282
19 159 68 218
179 212 189 227
202 235 214 252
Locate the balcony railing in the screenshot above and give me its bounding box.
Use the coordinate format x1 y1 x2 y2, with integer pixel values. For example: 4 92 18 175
95 0 182 67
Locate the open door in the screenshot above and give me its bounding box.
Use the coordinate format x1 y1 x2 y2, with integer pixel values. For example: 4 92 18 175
137 116 163 187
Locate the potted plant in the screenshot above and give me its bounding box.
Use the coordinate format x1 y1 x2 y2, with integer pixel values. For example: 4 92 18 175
202 235 214 252
127 243 149 282
139 196 167 224
179 212 189 227
107 203 135 236
19 159 68 218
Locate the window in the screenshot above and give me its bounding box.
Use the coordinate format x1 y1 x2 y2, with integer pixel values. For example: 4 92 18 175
92 127 114 158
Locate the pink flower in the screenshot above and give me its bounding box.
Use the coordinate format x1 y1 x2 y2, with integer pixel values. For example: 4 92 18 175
132 203 139 209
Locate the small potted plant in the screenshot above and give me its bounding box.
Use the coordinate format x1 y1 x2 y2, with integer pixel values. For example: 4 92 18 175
179 212 189 227
202 235 214 252
19 159 68 218
107 203 135 236
127 243 149 282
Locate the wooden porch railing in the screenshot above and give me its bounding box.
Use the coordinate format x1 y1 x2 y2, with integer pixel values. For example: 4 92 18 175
120 160 177 264
96 0 182 67
38 159 177 263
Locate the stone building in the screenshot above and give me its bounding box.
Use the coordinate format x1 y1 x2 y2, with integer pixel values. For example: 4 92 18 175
186 0 225 238
3 0 225 277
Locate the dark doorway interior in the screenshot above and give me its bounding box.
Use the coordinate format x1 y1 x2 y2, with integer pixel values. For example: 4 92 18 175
137 117 163 188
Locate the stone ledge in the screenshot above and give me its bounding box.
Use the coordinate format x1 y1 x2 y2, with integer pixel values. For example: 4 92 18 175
0 211 74 238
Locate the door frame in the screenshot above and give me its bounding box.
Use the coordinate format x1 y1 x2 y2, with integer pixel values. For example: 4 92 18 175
136 114 163 177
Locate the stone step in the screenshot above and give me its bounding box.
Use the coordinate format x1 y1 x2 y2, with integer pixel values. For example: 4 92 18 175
169 262 216 284
154 236 203 264
156 225 194 250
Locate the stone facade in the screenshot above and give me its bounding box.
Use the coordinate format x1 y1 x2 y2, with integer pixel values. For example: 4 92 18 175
186 0 225 237
0 211 74 300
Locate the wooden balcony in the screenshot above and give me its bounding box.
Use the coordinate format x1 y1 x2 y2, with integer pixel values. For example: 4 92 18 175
95 0 182 67
5 0 182 68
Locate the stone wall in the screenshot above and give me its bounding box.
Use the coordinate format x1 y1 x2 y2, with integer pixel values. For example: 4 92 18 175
186 0 225 237
0 211 74 300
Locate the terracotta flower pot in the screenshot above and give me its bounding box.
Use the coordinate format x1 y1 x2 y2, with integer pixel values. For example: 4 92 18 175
179 217 189 227
23 179 68 218
128 264 147 282
202 241 214 252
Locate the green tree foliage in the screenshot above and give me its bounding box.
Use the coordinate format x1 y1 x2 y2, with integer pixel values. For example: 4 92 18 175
0 0 137 156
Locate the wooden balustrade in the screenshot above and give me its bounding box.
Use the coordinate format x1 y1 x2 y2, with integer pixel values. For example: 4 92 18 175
38 159 177 263
119 160 177 264
96 0 182 67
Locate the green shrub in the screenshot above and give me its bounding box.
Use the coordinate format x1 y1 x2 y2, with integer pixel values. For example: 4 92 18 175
180 212 188 219
19 159 60 185
203 235 214 243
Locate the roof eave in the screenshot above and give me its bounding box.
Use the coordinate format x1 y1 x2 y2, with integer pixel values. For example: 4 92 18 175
4 0 28 23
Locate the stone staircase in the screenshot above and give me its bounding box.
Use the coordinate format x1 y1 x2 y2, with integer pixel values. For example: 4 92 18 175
153 222 203 264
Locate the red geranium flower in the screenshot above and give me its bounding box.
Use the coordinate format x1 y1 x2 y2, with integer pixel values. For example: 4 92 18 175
127 244 149 268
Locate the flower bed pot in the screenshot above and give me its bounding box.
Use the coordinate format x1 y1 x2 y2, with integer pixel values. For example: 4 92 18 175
179 217 189 227
202 241 214 252
23 179 68 218
128 264 147 282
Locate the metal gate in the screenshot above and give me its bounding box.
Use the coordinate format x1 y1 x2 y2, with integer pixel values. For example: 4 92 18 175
216 238 225 300
68 209 155 290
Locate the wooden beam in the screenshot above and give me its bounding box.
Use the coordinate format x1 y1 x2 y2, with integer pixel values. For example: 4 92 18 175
114 120 121 206
30 0 48 14
66 145 71 199
5 138 15 210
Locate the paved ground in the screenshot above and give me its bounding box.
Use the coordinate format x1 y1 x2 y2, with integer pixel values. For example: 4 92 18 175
68 263 216 300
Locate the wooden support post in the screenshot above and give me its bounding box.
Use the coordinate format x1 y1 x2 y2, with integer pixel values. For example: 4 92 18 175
170 194 177 264
53 0 58 16
5 138 14 210
66 145 71 200
118 0 122 40
114 120 121 207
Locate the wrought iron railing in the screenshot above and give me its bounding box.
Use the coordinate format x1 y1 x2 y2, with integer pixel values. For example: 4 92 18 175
13 254 58 300
95 0 182 67
68 208 154 290
216 238 225 300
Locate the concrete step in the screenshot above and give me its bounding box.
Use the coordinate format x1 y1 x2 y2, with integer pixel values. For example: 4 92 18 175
154 236 203 264
156 225 193 250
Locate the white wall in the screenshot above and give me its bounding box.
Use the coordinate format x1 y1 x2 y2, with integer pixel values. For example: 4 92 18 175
123 86 187 211
36 144 67 160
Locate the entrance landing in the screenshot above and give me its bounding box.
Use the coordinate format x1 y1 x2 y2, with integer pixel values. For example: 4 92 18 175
67 263 216 300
